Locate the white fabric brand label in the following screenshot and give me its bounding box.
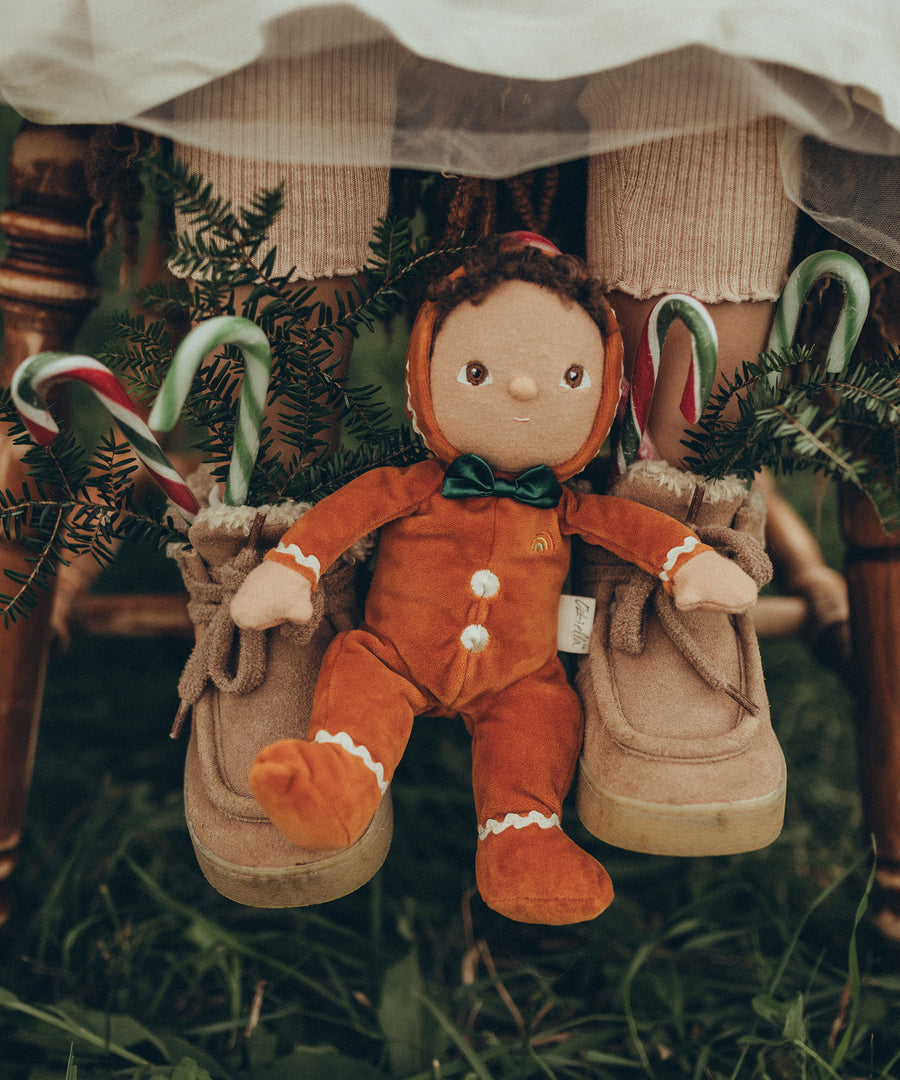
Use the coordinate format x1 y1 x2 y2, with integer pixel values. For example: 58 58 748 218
557 594 596 654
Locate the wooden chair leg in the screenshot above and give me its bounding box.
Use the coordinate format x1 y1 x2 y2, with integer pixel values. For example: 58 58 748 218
840 485 900 939
0 123 100 921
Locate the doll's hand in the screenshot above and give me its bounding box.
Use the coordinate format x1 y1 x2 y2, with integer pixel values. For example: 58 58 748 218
671 549 757 614
230 560 314 629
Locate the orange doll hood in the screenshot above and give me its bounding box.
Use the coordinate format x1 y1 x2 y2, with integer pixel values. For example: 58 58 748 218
404 271 624 483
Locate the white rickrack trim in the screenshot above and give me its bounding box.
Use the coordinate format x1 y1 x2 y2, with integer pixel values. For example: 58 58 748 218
314 730 388 794
658 534 700 583
477 811 561 841
274 542 321 583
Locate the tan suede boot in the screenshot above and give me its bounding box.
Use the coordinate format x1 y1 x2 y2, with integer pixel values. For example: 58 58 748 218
170 500 391 906
574 460 785 856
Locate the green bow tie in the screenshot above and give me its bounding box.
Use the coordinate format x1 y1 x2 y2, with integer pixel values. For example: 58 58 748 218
442 454 563 508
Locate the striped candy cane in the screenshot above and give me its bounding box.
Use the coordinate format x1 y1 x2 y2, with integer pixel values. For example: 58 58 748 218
10 352 200 520
498 231 563 257
617 294 719 473
767 250 870 374
149 316 272 507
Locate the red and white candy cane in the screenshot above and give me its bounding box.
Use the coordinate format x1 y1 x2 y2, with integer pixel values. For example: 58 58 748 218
766 249 870 375
616 294 719 474
498 231 563 256
10 352 200 520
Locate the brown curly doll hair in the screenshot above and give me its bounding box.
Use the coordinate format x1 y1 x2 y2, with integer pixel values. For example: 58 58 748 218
426 236 612 342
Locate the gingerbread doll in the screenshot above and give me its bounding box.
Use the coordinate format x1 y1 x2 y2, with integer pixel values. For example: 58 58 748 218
230 238 759 925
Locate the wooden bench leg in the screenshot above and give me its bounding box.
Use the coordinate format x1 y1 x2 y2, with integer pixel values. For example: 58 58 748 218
841 485 900 939
0 122 100 921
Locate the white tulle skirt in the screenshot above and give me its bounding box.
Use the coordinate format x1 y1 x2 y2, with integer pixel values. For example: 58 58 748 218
2 0 900 266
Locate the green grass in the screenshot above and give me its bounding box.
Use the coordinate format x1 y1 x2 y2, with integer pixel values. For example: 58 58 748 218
2 479 900 1079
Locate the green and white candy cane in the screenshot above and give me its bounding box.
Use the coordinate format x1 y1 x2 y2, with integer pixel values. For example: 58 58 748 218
617 293 719 474
767 250 870 375
149 316 272 507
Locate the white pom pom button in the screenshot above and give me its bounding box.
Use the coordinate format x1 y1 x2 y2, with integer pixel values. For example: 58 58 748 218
470 569 500 598
460 624 490 653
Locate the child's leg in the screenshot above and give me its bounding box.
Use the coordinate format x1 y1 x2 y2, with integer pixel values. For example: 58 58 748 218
171 14 402 455
251 628 430 851
586 115 796 464
468 657 614 924
585 111 846 631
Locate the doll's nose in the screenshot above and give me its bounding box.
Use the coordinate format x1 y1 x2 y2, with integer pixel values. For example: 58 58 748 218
508 375 538 401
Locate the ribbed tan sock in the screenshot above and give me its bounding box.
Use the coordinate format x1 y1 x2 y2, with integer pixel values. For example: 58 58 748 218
172 12 401 281
581 51 797 303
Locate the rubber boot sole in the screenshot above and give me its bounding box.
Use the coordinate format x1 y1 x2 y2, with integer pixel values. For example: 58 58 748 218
186 783 393 907
576 753 785 857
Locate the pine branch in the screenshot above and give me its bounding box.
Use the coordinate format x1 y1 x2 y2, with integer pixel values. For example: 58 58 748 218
0 484 180 625
0 394 182 623
339 219 475 338
289 428 429 504
682 345 900 529
154 158 309 315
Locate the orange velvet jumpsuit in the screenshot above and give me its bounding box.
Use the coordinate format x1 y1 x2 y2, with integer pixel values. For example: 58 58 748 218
266 455 711 845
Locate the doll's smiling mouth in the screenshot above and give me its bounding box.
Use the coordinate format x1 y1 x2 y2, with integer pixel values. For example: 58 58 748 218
513 416 531 423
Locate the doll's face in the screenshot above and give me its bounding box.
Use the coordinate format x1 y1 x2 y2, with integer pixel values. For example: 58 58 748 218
430 279 606 473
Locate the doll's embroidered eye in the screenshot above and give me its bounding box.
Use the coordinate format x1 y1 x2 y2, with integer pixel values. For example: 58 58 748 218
458 361 492 386
561 364 590 389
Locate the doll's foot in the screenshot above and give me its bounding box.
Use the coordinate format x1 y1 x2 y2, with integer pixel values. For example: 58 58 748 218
475 820 614 924
250 739 383 851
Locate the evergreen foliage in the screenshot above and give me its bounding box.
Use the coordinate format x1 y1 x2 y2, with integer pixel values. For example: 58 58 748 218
0 409 183 627
681 345 900 530
0 159 475 624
